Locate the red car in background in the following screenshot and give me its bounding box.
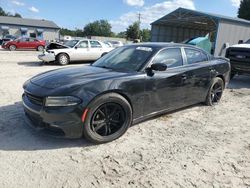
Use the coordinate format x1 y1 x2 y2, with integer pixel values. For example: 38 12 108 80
2 37 46 51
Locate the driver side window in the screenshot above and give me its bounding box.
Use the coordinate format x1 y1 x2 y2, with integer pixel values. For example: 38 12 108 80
78 41 89 48
152 48 183 68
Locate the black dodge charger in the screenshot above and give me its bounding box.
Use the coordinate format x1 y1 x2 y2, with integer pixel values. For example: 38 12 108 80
23 43 230 143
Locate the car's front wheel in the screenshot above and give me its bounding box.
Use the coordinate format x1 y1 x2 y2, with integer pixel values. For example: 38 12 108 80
83 93 132 144
9 45 16 51
205 77 224 106
37 46 44 52
57 53 69 65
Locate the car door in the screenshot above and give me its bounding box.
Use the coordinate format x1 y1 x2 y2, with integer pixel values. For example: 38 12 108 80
89 40 104 60
71 40 91 61
27 38 37 49
144 48 187 115
16 38 28 49
182 48 212 105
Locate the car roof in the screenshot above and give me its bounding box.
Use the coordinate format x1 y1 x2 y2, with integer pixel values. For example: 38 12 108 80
126 42 208 52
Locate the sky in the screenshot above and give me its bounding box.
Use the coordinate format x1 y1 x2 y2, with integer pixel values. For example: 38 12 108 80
0 0 242 33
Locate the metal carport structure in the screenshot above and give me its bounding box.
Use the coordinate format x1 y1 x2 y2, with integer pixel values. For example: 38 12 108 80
151 8 250 56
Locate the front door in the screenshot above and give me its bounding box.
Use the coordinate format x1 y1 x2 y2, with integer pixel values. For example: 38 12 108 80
144 48 187 115
72 40 91 61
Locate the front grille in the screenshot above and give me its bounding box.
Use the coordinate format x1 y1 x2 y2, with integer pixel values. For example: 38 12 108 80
25 92 44 106
226 48 250 63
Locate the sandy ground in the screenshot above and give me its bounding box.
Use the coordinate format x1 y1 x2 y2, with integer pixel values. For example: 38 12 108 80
0 50 249 188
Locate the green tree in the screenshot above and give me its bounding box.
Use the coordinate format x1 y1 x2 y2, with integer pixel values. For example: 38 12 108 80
238 0 250 20
116 31 126 38
126 22 140 40
0 7 7 16
141 29 151 42
14 13 22 18
0 6 22 17
83 20 112 37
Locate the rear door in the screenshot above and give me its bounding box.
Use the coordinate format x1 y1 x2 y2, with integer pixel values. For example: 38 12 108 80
182 48 212 105
89 40 104 60
28 38 37 49
144 48 187 115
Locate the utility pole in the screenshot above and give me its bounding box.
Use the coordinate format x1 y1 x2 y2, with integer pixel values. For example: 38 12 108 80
138 13 142 41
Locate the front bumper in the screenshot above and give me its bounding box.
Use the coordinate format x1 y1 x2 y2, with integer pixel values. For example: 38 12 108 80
38 53 56 62
22 93 84 139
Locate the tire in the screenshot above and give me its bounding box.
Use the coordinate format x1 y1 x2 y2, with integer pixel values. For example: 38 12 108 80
9 45 16 51
57 53 69 65
83 93 132 144
205 77 224 106
37 46 44 52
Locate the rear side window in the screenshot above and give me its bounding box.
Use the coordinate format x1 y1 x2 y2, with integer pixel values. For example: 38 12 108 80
185 49 208 64
152 48 183 68
90 41 102 48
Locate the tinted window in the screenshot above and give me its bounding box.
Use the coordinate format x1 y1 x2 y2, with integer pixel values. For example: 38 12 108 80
152 48 183 68
90 41 102 48
185 49 208 64
78 41 88 48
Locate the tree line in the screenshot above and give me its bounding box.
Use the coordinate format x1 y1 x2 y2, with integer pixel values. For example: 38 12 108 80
60 20 151 42
0 7 22 18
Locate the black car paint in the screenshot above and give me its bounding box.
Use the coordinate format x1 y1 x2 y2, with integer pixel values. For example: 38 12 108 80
23 43 230 138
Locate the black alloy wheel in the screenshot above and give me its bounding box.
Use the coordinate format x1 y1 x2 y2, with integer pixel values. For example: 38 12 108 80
83 93 132 144
91 103 125 137
206 77 224 106
210 83 223 104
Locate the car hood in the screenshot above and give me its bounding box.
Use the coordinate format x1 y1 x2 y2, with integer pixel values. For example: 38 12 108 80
46 42 70 50
30 65 124 89
230 43 250 48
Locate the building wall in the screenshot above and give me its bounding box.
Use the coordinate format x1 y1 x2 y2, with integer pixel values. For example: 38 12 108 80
151 24 210 43
0 24 60 41
215 20 250 56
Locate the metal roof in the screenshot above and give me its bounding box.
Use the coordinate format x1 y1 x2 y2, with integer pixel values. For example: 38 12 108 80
152 7 250 26
0 16 60 29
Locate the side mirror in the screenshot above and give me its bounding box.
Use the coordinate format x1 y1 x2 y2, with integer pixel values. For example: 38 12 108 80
238 40 244 44
75 46 78 49
151 63 167 71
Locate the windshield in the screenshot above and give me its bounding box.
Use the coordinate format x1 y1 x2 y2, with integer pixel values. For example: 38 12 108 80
92 46 155 72
245 39 250 44
63 40 79 48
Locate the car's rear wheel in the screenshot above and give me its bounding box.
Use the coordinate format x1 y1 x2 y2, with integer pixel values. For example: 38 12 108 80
205 77 224 106
37 46 44 52
57 53 69 65
83 93 132 144
9 45 16 51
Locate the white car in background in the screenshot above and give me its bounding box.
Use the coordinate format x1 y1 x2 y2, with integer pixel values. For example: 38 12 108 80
38 39 114 65
105 40 124 48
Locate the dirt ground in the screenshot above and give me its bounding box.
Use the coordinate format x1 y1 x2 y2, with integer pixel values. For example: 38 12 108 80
0 50 249 188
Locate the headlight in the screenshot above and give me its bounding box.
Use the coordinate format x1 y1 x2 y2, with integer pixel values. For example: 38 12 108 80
45 96 81 107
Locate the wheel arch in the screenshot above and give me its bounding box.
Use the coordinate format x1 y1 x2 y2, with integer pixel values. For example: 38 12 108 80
56 52 70 61
86 90 134 114
215 74 225 87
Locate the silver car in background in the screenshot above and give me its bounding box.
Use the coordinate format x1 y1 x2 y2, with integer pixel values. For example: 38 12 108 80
38 39 114 65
